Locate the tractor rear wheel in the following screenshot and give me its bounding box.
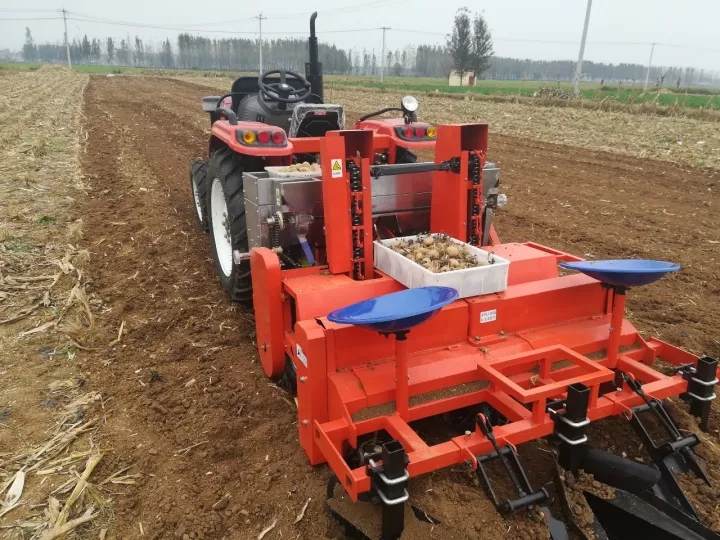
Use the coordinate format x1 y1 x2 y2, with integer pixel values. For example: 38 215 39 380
190 159 209 230
206 149 252 304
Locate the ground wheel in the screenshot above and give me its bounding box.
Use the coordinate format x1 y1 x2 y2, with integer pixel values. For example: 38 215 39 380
190 159 209 230
206 149 253 304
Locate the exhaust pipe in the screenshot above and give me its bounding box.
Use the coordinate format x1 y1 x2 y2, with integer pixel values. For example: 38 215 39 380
305 12 324 101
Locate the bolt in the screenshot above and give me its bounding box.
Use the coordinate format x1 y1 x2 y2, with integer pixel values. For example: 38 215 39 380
301 419 309 426
464 430 472 438
499 331 505 337
474 336 480 342
299 376 307 383
616 387 623 393
262 343 267 352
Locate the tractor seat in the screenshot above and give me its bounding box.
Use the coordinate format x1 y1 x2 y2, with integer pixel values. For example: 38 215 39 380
288 104 345 138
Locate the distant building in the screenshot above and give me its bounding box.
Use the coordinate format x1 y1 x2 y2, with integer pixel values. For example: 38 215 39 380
448 70 476 87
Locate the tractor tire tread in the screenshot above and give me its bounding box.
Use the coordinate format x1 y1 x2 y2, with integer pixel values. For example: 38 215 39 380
190 159 209 230
207 148 253 304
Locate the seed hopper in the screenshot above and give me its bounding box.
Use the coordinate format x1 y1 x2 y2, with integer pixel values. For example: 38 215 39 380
189 13 720 540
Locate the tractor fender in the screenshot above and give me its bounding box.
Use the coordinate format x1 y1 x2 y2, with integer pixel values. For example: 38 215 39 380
209 120 295 158
354 118 436 150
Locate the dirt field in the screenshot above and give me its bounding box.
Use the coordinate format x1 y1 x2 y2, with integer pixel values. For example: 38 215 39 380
1 71 719 540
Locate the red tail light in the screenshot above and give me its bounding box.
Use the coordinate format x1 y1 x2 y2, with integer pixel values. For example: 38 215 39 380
257 131 270 144
272 131 285 145
415 127 426 138
403 127 413 138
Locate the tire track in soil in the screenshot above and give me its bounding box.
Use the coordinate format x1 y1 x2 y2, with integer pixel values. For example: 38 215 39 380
80 76 339 540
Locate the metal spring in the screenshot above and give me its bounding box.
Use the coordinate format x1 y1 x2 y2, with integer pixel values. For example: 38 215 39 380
471 188 480 216
468 154 483 245
271 219 280 248
469 154 481 185
348 161 362 192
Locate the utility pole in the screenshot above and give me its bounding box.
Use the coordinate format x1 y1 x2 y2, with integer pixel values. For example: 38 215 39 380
255 13 267 73
573 0 592 95
643 42 656 91
62 7 71 68
380 27 390 82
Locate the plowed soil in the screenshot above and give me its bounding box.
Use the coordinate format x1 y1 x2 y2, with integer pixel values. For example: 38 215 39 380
26 74 720 539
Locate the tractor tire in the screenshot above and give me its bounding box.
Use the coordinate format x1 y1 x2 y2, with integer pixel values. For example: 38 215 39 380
206 149 253 304
190 159 209 230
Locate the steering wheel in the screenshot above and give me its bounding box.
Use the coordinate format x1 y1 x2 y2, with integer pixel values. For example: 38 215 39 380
258 69 312 104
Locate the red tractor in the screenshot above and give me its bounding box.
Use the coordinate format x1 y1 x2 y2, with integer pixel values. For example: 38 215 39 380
189 13 719 540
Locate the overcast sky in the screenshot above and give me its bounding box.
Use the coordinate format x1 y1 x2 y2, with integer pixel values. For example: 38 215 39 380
2 0 719 73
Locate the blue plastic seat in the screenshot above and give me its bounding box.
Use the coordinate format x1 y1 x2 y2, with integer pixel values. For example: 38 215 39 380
327 286 459 333
559 259 680 287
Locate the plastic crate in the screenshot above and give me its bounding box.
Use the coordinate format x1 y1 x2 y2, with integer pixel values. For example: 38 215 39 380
374 236 509 298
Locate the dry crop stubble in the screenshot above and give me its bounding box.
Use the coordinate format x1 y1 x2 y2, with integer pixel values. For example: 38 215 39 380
0 67 129 540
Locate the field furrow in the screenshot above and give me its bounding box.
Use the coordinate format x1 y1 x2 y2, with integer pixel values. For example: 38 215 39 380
1 71 719 539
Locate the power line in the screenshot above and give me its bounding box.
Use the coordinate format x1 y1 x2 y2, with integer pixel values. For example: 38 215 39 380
0 17 62 21
656 42 720 53
63 16 383 35
0 8 60 13
66 10 256 29
5 12 718 56
263 0 410 20
65 17 260 34
392 29 717 50
62 0 408 29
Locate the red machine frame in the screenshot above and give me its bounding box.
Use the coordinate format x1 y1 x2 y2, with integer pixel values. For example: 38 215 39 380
247 124 716 503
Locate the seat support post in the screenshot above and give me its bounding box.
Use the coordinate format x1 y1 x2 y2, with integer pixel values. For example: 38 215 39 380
394 331 410 421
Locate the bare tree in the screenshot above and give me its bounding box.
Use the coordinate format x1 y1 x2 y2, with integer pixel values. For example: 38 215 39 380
23 27 37 62
81 35 91 62
91 38 102 64
106 37 114 64
447 7 473 85
119 39 129 66
134 36 145 66
471 12 494 79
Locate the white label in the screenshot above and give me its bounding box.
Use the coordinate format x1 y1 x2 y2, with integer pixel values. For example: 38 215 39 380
480 309 497 323
331 159 343 178
296 344 308 367
275 187 281 206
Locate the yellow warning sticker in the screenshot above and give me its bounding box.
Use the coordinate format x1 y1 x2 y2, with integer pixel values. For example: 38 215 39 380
331 159 343 178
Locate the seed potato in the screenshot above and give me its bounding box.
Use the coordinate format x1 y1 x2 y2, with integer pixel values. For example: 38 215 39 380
387 234 492 273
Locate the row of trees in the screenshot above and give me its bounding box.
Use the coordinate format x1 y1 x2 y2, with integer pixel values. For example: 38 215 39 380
21 27 718 85
175 34 351 73
23 28 174 68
